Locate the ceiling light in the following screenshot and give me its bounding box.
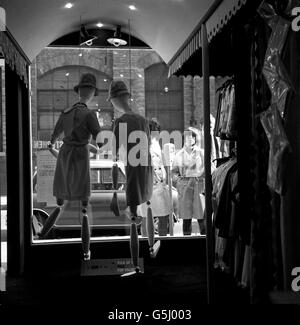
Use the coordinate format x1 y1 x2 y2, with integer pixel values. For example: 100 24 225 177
97 23 103 28
138 74 143 78
80 24 98 46
78 53 83 57
164 87 169 93
107 26 127 47
104 79 107 82
64 3 74 9
129 5 137 11
65 73 70 76
120 74 124 78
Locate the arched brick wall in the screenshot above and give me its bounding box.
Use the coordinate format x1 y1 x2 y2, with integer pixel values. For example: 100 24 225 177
137 51 163 70
35 48 113 78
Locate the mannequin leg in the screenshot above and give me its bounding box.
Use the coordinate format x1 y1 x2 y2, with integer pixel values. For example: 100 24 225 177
183 219 192 236
39 198 64 238
129 205 140 273
158 215 169 236
81 200 91 261
146 201 160 258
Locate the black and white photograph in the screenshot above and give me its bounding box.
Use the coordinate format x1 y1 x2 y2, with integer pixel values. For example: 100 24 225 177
0 0 300 317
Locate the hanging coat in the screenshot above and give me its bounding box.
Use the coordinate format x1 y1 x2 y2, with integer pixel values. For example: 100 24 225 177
50 102 101 201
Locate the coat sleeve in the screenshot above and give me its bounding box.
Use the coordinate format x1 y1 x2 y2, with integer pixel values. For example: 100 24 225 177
86 111 101 140
50 112 64 144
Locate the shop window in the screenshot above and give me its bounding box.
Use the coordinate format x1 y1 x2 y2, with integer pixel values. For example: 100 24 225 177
30 48 204 246
0 58 7 287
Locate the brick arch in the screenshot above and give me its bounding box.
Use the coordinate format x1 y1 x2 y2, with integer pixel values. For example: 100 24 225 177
37 65 112 82
36 50 113 78
136 51 163 70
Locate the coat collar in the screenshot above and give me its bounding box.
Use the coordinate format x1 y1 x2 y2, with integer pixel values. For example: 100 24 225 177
63 102 87 114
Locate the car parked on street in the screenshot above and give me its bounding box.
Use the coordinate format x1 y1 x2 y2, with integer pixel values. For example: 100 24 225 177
32 157 178 239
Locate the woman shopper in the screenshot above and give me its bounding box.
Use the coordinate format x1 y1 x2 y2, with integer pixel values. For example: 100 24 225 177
172 127 206 236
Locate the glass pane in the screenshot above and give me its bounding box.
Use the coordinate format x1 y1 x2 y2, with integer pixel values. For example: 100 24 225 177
0 58 7 291
30 47 205 246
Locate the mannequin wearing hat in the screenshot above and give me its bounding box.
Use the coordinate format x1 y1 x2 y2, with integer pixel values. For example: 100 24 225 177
38 73 101 261
172 127 206 236
108 80 155 273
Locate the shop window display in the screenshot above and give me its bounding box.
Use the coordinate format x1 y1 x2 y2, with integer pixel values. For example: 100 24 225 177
0 58 6 289
31 47 204 245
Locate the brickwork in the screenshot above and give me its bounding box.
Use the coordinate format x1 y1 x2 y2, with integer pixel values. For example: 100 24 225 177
30 47 219 139
183 75 217 130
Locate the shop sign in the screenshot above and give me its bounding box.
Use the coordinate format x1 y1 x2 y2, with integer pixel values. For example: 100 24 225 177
36 150 56 206
33 140 63 150
81 258 144 276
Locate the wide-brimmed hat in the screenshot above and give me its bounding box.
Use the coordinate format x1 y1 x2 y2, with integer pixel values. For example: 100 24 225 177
107 80 130 101
74 73 99 96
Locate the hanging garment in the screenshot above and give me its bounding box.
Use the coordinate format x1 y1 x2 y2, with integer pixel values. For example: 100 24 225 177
260 104 291 195
51 102 101 201
113 112 153 206
213 161 238 238
258 1 292 117
215 80 237 141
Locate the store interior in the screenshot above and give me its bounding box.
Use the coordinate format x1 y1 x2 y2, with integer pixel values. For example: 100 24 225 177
1 0 300 308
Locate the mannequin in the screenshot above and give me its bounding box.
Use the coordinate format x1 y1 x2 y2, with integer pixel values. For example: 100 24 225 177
108 80 154 273
38 73 101 261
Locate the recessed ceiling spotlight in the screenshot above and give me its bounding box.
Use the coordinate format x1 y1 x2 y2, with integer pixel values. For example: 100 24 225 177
64 3 74 9
78 53 83 57
104 79 107 82
129 5 137 11
120 74 124 78
130 98 134 102
97 23 103 28
138 74 143 78
65 73 70 76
